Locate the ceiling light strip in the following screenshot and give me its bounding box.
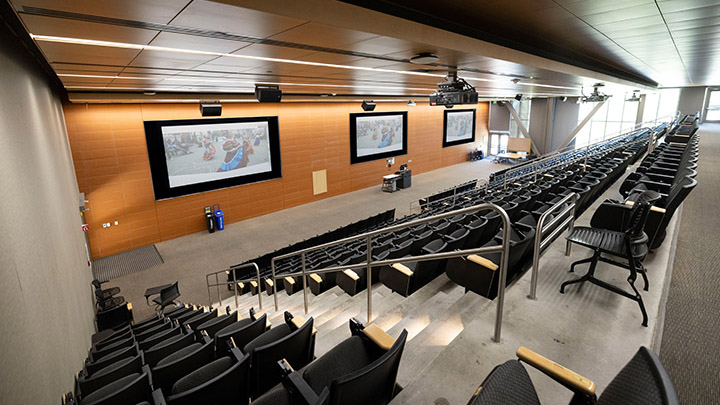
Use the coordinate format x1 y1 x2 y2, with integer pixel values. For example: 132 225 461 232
35 35 579 91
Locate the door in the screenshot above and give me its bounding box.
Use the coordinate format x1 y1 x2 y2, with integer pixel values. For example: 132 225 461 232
705 89 720 122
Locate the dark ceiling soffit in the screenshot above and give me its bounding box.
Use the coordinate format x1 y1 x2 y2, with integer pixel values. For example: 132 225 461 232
19 6 531 80
338 0 659 88
0 0 68 101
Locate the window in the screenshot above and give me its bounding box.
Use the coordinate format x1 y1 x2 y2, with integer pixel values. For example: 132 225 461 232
509 99 531 139
656 88 680 122
706 90 720 121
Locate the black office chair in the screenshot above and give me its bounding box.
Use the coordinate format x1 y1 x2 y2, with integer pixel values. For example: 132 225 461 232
153 282 181 314
92 279 121 299
467 346 678 405
562 190 660 326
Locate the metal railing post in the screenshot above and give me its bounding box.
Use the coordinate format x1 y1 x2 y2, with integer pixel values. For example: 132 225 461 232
255 263 263 310
302 252 308 315
233 267 238 308
366 236 373 323
215 273 221 306
206 274 213 307
272 259 279 311
493 207 512 343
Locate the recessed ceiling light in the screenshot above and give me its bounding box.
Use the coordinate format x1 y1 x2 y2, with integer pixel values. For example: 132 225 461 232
409 53 439 65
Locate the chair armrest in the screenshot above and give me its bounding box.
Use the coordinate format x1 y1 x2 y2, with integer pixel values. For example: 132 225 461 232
392 263 413 276
142 364 152 389
290 315 318 336
624 201 666 214
278 359 319 405
342 269 359 281
362 324 395 351
152 388 167 405
516 347 596 398
285 276 296 285
309 273 323 284
467 255 498 271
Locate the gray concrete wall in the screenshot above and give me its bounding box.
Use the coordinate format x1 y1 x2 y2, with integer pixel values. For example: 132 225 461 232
678 87 707 121
549 97 581 151
0 18 95 404
488 102 510 132
529 98 550 154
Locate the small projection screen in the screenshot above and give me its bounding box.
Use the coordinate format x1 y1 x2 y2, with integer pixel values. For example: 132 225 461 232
443 109 476 147
350 111 408 164
144 116 282 200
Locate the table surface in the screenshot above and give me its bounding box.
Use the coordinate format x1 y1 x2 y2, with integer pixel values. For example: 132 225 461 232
144 283 172 298
383 174 400 180
497 152 525 159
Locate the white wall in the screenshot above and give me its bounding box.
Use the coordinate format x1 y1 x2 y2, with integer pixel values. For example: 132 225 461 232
0 18 95 404
677 87 707 121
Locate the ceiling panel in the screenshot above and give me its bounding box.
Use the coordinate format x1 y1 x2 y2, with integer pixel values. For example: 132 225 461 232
52 63 124 74
148 32 245 53
12 0 190 24
267 22 379 48
38 42 140 66
128 50 216 70
169 0 306 39
19 14 159 44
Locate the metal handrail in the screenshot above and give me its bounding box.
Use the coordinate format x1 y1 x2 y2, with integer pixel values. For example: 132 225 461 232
410 179 478 213
528 192 578 300
271 202 512 343
205 262 262 310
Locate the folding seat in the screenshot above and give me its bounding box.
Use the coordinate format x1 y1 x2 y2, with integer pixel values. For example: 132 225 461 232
152 334 215 395
448 214 468 232
88 335 136 362
392 229 413 244
135 318 173 342
463 217 491 249
380 238 447 297
446 224 535 300
444 227 470 252
467 346 678 405
144 332 195 368
214 312 268 357
562 190 660 326
78 372 152 405
410 229 435 255
77 354 144 399
95 302 133 332
195 309 238 339
132 313 165 333
336 253 371 296
254 319 408 405
165 305 193 320
160 346 251 405
244 313 316 398
132 316 169 337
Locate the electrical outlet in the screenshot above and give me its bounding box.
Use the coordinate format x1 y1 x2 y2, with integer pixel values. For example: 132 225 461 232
114 221 119 226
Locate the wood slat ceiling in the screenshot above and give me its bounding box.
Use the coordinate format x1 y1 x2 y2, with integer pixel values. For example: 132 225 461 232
11 0 707 102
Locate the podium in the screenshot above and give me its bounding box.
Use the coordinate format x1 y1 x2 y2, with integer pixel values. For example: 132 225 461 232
395 169 411 189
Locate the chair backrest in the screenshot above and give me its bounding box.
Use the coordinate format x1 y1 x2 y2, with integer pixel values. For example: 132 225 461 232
624 190 661 239
597 347 679 405
167 350 251 405
96 303 132 332
80 372 151 405
139 326 181 351
152 340 214 395
467 360 540 405
247 317 315 398
184 309 219 331
159 282 181 306
79 354 143 397
85 344 139 377
196 312 238 340
215 314 267 357
145 332 195 368
326 330 408 405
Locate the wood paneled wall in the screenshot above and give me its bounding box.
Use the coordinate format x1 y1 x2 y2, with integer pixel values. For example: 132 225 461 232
63 101 489 258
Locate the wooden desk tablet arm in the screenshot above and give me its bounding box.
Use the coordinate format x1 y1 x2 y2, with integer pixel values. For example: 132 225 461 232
288 314 318 336
516 347 596 401
348 318 395 352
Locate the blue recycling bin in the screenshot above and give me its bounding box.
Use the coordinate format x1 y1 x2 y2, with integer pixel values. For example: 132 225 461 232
213 203 224 231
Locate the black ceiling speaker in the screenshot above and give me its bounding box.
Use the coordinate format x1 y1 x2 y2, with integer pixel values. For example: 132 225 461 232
515 94 523 101
560 96 568 102
200 103 222 117
361 100 376 111
255 85 282 102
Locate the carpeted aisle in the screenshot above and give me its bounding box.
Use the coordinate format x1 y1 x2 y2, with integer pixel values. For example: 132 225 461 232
659 123 720 403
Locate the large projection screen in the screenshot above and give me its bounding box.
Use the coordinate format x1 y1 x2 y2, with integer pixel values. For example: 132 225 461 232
443 109 476 147
350 111 408 164
144 116 282 200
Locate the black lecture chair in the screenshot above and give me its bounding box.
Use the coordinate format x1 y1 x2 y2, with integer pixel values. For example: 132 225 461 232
151 334 215 396
138 326 182 351
467 346 678 405
96 302 133 332
144 332 195 368
78 354 145 399
253 318 408 405
159 345 252 405
380 238 447 297
153 282 181 314
214 312 268 357
92 279 121 300
244 313 315 399
79 372 152 405
195 309 238 340
561 190 660 326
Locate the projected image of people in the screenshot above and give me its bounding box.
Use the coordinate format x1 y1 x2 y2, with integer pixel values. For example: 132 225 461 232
446 110 474 140
355 114 404 157
162 121 272 188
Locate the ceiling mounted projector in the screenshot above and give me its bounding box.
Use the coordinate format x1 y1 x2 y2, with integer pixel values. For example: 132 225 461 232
429 72 478 109
409 53 439 65
200 103 222 117
581 83 610 103
255 85 282 102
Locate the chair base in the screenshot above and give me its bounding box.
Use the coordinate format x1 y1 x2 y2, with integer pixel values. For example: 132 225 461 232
561 252 648 327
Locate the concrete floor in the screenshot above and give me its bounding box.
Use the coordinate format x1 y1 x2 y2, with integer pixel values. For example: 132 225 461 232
109 158 498 321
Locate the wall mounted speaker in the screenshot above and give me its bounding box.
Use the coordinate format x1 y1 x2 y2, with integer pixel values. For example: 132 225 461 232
200 103 222 117
515 94 523 101
255 86 282 102
361 100 376 111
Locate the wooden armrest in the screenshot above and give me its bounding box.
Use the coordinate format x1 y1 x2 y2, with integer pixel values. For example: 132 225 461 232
613 157 624 161
250 281 258 288
517 347 595 397
392 263 413 276
512 182 522 187
266 279 274 287
284 276 295 285
127 302 133 311
363 324 395 350
622 151 633 155
543 174 554 178
291 315 318 335
225 270 229 275
237 282 244 289
624 201 667 214
343 269 359 281
669 142 685 145
467 254 498 271
309 273 322 284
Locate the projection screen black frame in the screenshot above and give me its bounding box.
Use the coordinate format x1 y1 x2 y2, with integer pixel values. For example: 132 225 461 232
349 111 408 164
